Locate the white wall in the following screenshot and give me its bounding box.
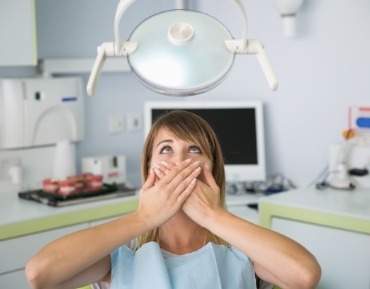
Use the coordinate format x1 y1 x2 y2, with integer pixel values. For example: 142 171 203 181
195 0 370 186
0 0 369 190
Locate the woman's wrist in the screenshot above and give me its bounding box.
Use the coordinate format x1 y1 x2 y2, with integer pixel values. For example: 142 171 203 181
198 207 227 230
131 210 154 231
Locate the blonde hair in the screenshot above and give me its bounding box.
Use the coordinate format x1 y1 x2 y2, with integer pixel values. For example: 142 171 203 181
137 110 228 249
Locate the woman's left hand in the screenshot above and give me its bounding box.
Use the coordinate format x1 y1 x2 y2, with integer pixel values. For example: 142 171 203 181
155 161 222 227
182 163 222 226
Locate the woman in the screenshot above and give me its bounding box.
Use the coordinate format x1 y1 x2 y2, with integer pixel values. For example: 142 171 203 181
26 110 321 289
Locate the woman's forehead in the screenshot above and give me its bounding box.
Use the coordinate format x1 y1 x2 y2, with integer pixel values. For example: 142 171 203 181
153 127 198 146
153 127 176 142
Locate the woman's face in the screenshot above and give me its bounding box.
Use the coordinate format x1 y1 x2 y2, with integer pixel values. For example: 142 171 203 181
150 127 212 182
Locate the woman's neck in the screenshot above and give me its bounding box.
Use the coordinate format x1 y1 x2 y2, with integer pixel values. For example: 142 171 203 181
158 213 207 255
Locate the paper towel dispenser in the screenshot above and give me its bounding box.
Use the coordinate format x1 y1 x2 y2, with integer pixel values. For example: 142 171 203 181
0 77 85 149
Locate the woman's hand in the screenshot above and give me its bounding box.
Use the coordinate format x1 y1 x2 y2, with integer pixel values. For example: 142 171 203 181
138 159 201 229
182 164 222 226
154 161 222 227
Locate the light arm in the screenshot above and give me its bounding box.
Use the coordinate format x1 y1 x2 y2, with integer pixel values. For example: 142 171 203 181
87 0 138 96
229 0 248 41
114 0 136 54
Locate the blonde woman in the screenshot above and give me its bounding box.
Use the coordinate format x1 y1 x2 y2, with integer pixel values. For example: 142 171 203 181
26 110 321 289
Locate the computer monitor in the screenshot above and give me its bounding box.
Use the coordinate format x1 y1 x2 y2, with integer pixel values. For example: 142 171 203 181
144 100 266 182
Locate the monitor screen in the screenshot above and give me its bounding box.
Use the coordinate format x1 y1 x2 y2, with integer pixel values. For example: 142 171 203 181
144 100 266 182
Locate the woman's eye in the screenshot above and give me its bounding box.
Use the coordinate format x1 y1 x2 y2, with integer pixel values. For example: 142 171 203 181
189 146 202 153
160 146 173 154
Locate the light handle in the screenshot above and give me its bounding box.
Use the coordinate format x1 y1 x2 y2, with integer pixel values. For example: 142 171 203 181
87 43 110 97
251 40 278 91
225 39 278 90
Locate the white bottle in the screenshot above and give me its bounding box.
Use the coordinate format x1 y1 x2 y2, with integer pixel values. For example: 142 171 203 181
52 139 76 180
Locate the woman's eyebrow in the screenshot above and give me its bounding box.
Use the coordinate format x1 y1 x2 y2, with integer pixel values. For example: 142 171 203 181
156 139 173 148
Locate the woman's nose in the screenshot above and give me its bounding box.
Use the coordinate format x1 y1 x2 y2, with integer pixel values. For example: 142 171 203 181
173 152 188 163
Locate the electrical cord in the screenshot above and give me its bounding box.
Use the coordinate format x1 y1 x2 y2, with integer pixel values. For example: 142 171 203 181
307 165 329 188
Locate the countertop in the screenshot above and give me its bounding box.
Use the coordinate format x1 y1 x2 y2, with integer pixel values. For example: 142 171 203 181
259 187 370 234
0 189 262 241
0 190 139 241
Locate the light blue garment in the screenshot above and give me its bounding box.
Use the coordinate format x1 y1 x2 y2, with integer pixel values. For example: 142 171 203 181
110 241 257 289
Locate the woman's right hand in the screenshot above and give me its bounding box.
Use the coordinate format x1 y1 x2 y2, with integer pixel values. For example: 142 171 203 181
137 158 201 229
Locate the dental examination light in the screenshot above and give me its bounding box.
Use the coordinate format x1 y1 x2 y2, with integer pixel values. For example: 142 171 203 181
273 0 304 37
87 0 278 96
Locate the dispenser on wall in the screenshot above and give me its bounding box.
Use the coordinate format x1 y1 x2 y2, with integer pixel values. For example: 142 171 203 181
0 77 85 149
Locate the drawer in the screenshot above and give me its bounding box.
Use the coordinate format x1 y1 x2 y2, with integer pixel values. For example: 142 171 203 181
0 269 31 288
0 223 88 273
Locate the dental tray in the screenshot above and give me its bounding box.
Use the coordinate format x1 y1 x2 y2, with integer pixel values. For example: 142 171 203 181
18 183 137 207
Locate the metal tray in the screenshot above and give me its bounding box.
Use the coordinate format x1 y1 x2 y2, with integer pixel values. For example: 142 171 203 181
18 183 137 207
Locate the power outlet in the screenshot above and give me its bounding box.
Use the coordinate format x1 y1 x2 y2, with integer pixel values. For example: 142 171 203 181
108 115 124 134
0 158 21 180
127 113 142 132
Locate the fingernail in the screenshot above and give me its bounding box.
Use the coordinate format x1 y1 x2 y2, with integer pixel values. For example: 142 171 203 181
194 161 201 167
205 163 210 170
185 158 192 163
161 160 168 166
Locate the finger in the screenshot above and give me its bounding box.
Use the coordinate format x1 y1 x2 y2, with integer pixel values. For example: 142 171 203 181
204 163 218 190
154 164 171 177
142 168 156 190
171 166 201 198
168 160 201 188
161 161 175 174
154 161 177 179
154 165 166 179
176 178 197 204
154 175 160 184
160 158 193 184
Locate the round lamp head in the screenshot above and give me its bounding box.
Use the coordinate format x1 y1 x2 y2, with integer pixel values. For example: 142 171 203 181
127 10 235 96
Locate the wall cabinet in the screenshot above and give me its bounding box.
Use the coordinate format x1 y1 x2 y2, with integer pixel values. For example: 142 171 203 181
0 0 37 66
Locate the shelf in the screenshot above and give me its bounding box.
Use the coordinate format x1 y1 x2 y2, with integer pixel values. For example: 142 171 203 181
39 58 130 74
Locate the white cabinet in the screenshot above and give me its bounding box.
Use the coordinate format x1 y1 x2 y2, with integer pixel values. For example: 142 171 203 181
0 223 88 288
259 188 370 289
271 218 370 289
0 0 37 66
226 194 261 224
0 270 30 289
